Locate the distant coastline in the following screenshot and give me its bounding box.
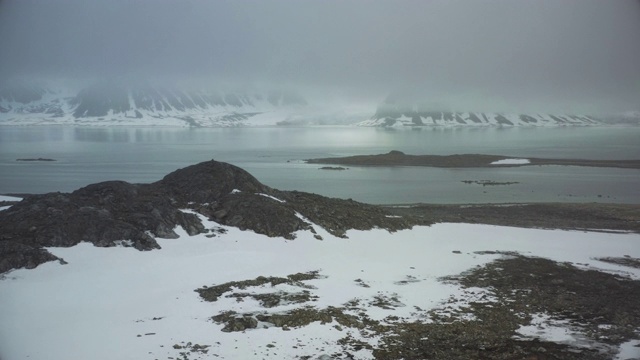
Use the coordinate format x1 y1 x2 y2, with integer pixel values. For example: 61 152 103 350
16 158 56 162
306 150 640 169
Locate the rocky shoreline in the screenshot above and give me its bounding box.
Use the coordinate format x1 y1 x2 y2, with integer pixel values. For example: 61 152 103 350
2 160 640 273
0 160 411 273
306 150 640 169
1 160 640 359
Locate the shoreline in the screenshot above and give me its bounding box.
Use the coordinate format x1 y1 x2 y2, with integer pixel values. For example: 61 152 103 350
383 202 640 234
1 161 639 360
3 194 638 234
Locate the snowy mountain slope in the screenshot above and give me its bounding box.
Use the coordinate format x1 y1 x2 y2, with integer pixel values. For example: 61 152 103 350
2 82 636 127
0 81 309 127
354 92 619 127
358 101 602 127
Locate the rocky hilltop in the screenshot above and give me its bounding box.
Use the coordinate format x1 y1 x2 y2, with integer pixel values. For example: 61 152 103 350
0 160 411 273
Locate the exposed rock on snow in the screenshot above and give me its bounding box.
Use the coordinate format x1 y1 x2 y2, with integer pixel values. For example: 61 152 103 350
0 81 309 127
359 110 602 127
360 95 604 127
0 160 412 273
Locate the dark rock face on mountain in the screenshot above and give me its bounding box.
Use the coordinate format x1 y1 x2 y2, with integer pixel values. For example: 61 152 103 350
0 83 47 104
66 83 302 118
0 160 412 273
71 82 131 118
0 80 308 126
359 95 601 127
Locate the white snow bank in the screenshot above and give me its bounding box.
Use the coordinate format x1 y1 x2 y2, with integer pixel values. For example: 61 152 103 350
490 158 531 165
0 195 21 202
0 222 638 360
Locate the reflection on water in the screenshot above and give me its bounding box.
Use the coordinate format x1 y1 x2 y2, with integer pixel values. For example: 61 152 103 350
1 126 639 204
3 126 640 158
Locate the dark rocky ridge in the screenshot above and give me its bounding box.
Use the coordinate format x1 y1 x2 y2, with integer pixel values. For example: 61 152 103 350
0 160 411 273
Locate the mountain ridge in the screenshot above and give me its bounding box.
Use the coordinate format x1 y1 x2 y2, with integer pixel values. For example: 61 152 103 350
0 81 308 127
2 81 638 127
359 103 602 127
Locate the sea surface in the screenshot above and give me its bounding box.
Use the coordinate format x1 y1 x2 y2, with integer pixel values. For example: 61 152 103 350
1 126 639 204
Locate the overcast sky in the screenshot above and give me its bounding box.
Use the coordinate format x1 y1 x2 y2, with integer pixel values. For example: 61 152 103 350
1 0 639 113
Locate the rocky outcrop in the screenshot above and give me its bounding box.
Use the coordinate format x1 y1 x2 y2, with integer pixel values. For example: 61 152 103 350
0 160 412 273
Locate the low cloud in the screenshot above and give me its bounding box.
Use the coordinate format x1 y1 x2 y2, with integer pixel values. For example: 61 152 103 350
1 0 638 113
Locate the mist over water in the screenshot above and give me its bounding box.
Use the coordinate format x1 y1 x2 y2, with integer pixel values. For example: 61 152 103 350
1 126 639 204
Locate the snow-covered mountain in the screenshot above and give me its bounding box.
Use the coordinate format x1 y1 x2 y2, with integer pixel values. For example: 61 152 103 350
0 81 309 127
358 100 603 127
359 110 601 127
2 81 637 127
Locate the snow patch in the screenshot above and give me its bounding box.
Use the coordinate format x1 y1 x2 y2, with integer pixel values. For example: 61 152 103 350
114 239 135 247
615 339 640 360
490 158 531 165
256 193 286 203
515 313 588 345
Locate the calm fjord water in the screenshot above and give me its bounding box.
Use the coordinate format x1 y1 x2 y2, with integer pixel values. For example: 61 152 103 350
1 126 639 204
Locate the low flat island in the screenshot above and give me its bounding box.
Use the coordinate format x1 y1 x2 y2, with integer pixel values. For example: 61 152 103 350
306 150 640 169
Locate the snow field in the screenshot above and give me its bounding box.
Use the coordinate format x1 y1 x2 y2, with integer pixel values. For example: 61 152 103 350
0 213 639 359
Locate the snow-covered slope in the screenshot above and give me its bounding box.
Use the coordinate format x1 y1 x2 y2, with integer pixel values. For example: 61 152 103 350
359 102 602 127
0 81 308 127
356 93 615 127
1 218 638 360
3 82 636 127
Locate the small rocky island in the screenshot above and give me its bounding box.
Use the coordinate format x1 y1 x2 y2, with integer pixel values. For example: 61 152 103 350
319 166 348 171
306 150 640 169
16 158 56 162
